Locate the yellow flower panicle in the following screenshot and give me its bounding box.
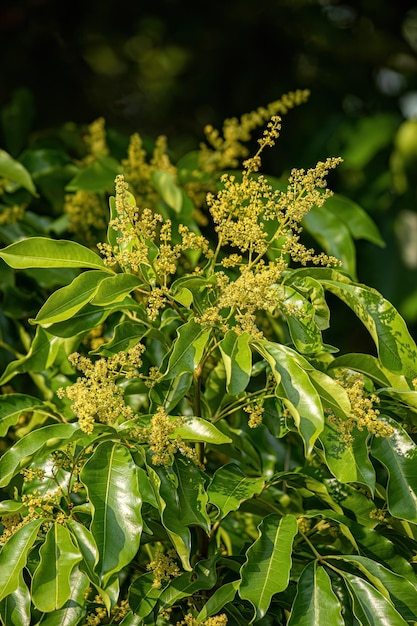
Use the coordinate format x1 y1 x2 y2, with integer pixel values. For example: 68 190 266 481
64 190 107 246
147 548 181 588
84 117 109 162
176 614 228 626
147 407 203 468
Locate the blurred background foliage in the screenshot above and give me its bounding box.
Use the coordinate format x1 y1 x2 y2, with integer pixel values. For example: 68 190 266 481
1 0 417 347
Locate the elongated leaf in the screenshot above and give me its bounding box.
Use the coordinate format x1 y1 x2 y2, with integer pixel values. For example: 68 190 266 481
150 372 193 413
128 572 164 620
324 193 385 246
32 270 109 326
0 519 43 601
0 326 54 385
0 148 37 195
278 284 324 353
286 274 330 330
172 457 211 531
32 523 82 612
163 320 211 379
371 418 417 522
66 155 120 193
37 566 89 626
0 570 30 626
152 169 193 216
80 441 142 586
239 514 298 622
0 423 80 487
90 273 144 305
208 463 265 519
253 341 324 454
173 417 232 444
219 331 252 394
0 237 109 271
328 555 417 622
196 580 240 621
287 562 344 626
66 519 100 585
91 320 147 356
157 553 219 608
343 571 409 626
0 393 46 436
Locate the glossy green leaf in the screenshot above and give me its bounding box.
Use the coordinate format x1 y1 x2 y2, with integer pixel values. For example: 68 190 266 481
0 518 43 601
32 270 109 326
163 320 211 379
150 372 193 413
324 193 384 246
219 330 252 394
32 522 82 612
91 320 147 356
90 273 144 305
0 393 46 436
287 562 344 626
157 553 219 608
329 555 417 621
328 353 409 388
371 418 417 522
286 274 330 330
173 417 232 444
0 570 30 626
0 423 80 487
152 169 193 216
253 341 324 455
278 284 324 353
208 463 265 519
343 571 409 626
66 519 100 585
80 441 142 586
196 580 240 621
0 237 109 271
239 514 298 622
37 566 89 626
128 572 164 619
0 326 58 385
0 148 37 195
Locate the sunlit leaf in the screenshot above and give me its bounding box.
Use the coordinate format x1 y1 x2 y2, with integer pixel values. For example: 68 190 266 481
163 320 211 379
219 330 252 394
208 463 264 519
196 580 240 621
0 519 43 601
36 566 89 626
0 570 30 626
90 273 144 306
0 148 37 195
0 393 47 437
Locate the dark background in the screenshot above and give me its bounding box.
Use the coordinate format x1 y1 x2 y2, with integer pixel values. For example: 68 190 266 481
1 0 417 346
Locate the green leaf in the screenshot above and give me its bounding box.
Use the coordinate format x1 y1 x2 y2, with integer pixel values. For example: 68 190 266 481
286 274 330 331
0 148 37 195
196 580 240 621
163 320 211 379
0 423 81 487
66 519 100 586
65 155 120 193
80 441 142 586
239 514 298 622
253 341 324 455
0 237 109 271
207 463 265 519
219 331 252 394
278 284 324 353
287 562 344 626
91 320 147 356
128 572 165 620
32 270 109 326
303 203 357 278
31 522 82 612
0 326 56 385
0 570 31 626
173 417 233 444
150 372 193 413
324 193 385 247
0 393 46 437
343 571 409 626
36 566 89 626
152 169 194 216
90 273 144 306
371 418 417 522
157 553 219 608
0 519 43 601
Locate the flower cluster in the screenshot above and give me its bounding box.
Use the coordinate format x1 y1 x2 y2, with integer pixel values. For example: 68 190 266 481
64 190 107 246
57 347 144 434
146 407 203 468
147 548 181 588
244 403 264 428
83 117 109 163
176 614 228 626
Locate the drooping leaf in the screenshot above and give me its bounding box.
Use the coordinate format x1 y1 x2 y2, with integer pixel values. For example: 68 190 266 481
0 393 47 437
371 418 417 522
239 514 298 622
324 193 385 247
219 330 252 395
162 320 211 379
31 270 109 326
31 522 82 612
0 519 43 601
0 423 81 487
0 237 109 271
0 148 37 195
286 274 330 331
0 326 60 385
149 372 193 413
80 441 142 586
151 169 194 216
287 562 344 626
0 570 31 626
207 463 265 519
253 341 324 455
66 519 100 586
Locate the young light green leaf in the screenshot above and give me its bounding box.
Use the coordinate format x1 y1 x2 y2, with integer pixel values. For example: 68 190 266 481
162 320 211 380
32 270 109 326
239 514 298 622
208 463 265 519
91 320 147 356
80 441 142 586
219 330 252 394
31 522 82 612
37 566 90 626
0 423 80 487
0 393 46 437
65 154 120 193
90 273 144 306
0 237 110 271
253 341 324 455
0 569 31 626
371 418 417 522
196 580 240 622
287 562 344 626
0 148 37 195
0 518 43 601
173 417 232 444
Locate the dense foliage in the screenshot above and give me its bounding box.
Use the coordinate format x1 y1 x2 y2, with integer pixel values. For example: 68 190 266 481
1 92 417 625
